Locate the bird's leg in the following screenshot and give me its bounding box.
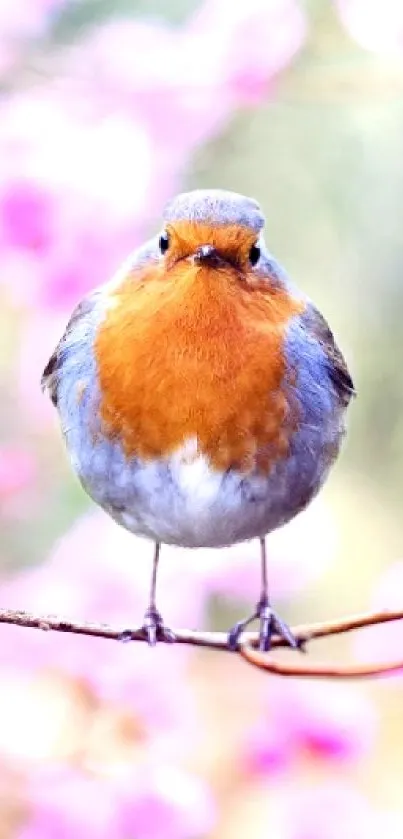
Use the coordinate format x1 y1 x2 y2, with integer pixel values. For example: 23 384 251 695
120 543 176 646
142 542 175 646
228 537 300 652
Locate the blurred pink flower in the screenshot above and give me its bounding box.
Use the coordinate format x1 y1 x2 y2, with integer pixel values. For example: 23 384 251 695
275 782 403 839
243 680 376 775
354 559 403 671
0 512 211 770
0 0 63 36
18 764 215 839
0 446 36 499
198 497 338 604
0 92 158 309
117 764 216 839
0 510 210 703
0 0 306 311
0 0 65 76
189 0 306 104
77 0 306 150
336 0 403 57
0 179 53 252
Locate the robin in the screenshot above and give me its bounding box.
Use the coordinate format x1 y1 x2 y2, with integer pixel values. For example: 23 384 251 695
42 189 355 652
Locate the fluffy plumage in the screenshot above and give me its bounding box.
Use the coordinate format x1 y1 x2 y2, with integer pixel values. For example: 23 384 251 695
42 189 355 548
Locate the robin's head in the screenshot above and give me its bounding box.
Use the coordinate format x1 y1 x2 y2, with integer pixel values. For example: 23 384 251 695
159 189 266 277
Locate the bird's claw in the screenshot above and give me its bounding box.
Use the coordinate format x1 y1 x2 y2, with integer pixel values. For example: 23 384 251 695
228 597 300 653
119 607 176 647
142 606 176 646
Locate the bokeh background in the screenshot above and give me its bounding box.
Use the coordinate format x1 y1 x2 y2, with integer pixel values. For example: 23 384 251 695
0 0 403 836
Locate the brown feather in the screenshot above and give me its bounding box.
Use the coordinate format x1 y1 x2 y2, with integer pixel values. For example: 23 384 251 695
94 245 304 474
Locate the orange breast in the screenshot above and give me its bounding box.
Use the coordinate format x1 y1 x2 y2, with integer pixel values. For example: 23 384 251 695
94 256 304 474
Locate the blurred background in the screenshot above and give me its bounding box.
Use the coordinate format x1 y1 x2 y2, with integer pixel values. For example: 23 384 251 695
0 0 403 836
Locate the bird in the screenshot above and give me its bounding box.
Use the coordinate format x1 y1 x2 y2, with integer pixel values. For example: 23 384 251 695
42 188 355 652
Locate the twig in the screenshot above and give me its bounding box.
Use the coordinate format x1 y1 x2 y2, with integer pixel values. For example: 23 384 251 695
0 607 402 678
240 647 403 678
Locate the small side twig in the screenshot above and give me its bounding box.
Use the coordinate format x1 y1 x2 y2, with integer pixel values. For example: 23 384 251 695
240 647 403 679
0 607 402 678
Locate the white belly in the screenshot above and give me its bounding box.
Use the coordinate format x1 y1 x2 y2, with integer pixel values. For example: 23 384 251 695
77 436 327 548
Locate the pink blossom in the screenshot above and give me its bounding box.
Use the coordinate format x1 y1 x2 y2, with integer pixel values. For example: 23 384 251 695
0 179 53 252
0 0 305 311
0 0 65 76
243 680 376 776
77 0 306 151
0 511 210 704
0 92 160 310
198 497 338 604
354 559 403 671
18 768 124 839
0 446 36 499
283 681 376 761
18 764 215 839
336 0 403 57
189 0 306 104
243 717 289 775
118 765 216 839
275 782 403 839
0 0 63 37
0 512 208 769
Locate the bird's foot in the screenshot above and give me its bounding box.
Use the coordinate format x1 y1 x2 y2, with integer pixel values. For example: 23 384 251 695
119 607 176 647
228 596 300 653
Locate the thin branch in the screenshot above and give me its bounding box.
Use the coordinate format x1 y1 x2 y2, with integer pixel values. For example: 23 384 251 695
240 647 403 679
0 607 402 677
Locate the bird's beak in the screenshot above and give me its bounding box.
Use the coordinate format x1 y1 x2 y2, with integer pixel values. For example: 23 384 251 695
191 245 223 267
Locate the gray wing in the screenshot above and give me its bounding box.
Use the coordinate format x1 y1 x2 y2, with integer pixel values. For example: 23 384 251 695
303 303 356 408
41 236 160 408
41 292 102 407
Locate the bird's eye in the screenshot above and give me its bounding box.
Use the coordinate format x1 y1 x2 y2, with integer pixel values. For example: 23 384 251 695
159 231 170 254
249 243 261 266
